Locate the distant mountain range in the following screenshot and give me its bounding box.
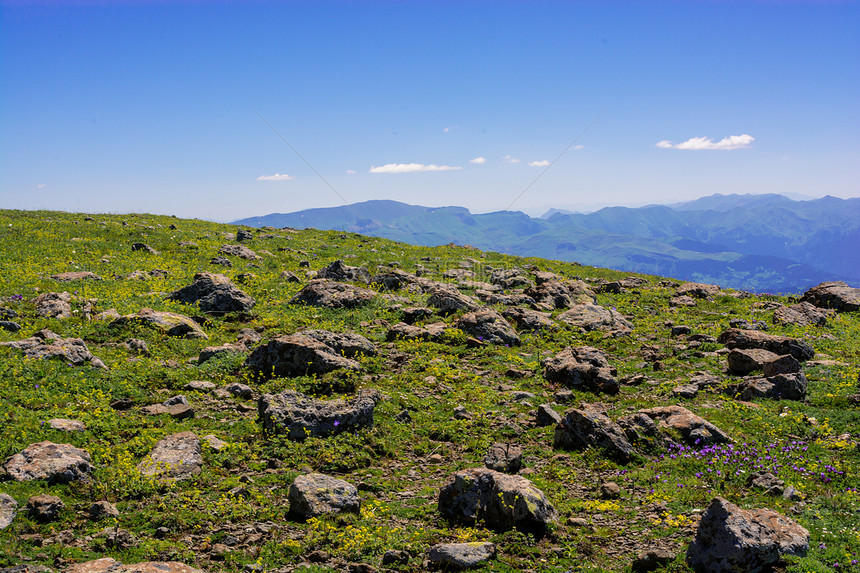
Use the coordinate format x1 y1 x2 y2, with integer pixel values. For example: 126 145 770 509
233 193 860 294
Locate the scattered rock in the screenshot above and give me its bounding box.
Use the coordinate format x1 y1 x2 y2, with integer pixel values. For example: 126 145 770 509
800 280 860 312
381 550 410 566
553 405 636 462
556 303 633 335
747 471 785 496
638 406 731 446
0 320 20 332
67 558 201 573
672 384 699 399
290 279 377 308
25 495 63 522
0 331 107 369
317 260 371 283
289 473 360 519
455 309 520 346
210 256 232 267
0 493 16 529
483 443 523 473
676 282 720 299
137 432 203 480
299 329 377 358
773 301 832 327
49 271 102 281
279 270 301 283
131 242 158 255
166 272 255 315
727 348 780 375
453 406 472 420
184 380 217 392
536 403 562 427
438 467 557 534
47 418 86 432
33 292 72 318
218 244 261 260
502 307 557 332
686 497 809 573
525 280 595 309
3 441 92 483
245 333 362 378
426 542 497 570
110 308 208 339
729 318 768 331
198 342 247 365
670 295 697 307
89 500 120 520
542 346 620 395
236 229 253 242
632 549 675 572
718 329 814 362
258 389 380 439
600 482 621 499
725 372 809 401
763 354 801 377
426 285 479 314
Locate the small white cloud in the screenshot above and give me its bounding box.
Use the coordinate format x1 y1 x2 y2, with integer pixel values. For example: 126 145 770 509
503 154 521 164
574 145 584 150
469 156 486 164
37 183 46 189
369 163 462 174
656 134 754 150
443 125 459 133
528 160 551 167
346 169 357 174
257 173 294 181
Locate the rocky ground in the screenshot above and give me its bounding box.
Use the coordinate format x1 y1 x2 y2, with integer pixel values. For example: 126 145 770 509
0 209 858 572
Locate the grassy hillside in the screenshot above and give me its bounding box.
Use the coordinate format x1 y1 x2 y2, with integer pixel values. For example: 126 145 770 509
0 209 858 572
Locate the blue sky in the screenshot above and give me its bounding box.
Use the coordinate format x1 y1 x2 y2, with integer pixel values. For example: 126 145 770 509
1 1 858 221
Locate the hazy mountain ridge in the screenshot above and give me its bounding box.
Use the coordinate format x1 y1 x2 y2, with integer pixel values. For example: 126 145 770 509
234 194 860 293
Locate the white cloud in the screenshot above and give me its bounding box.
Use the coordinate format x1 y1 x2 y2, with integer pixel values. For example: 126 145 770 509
443 125 459 133
503 154 521 164
346 169 356 174
656 134 755 150
256 173 294 181
528 160 551 167
37 183 46 189
574 145 584 150
369 163 462 174
469 156 486 164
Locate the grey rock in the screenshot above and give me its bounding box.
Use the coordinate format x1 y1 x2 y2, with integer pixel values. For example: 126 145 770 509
556 303 633 335
198 342 247 365
280 270 301 283
727 348 780 375
184 380 217 392
491 268 532 289
502 307 557 332
483 443 523 473
89 500 120 520
455 308 520 346
3 441 92 483
672 384 699 399
426 542 497 569
773 301 832 327
686 497 809 573
632 550 675 572
638 405 731 447
219 243 261 260
747 471 785 496
317 259 371 283
110 308 207 339
542 346 620 395
291 279 377 308
0 321 20 332
536 403 562 427
66 558 204 573
210 256 232 267
676 282 720 299
524 280 595 309
162 395 189 407
258 389 380 439
381 550 410 565
726 372 809 401
245 333 362 379
47 418 86 432
0 493 18 529
0 333 107 369
224 382 253 399
438 467 557 534
299 329 377 358
763 354 801 377
166 272 255 315
26 494 64 522
554 405 636 462
718 328 814 362
288 473 360 519
131 242 158 255
137 432 203 480
49 271 102 281
801 280 860 312
236 229 254 242
33 291 72 318
426 286 479 314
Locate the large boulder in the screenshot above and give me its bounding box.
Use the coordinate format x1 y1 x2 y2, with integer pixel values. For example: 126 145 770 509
438 468 557 534
288 473 360 519
218 243 261 260
258 389 380 439
801 281 860 312
245 333 362 378
553 405 636 462
290 279 377 308
166 272 255 315
110 308 207 339
542 346 619 395
502 307 557 332
556 303 633 335
298 329 377 358
637 406 730 446
725 372 809 401
66 558 204 573
455 309 520 346
773 301 832 327
717 328 814 362
524 280 595 309
137 432 203 480
490 268 532 289
686 497 809 573
33 291 72 318
317 259 371 283
3 441 92 484
426 542 497 570
726 348 780 375
0 330 107 369
426 285 479 314
676 282 720 299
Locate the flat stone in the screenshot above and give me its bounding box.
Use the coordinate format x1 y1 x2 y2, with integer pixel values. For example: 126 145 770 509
50 271 102 281
245 333 362 379
184 380 217 392
426 542 497 569
556 303 633 335
542 346 620 395
27 494 64 522
483 443 523 474
0 493 17 529
554 404 636 462
3 441 92 484
290 279 377 308
137 432 202 480
110 308 207 339
288 473 360 519
47 418 86 432
166 272 255 315
66 558 203 573
258 389 380 439
455 309 520 346
638 405 731 446
801 281 860 312
718 329 814 362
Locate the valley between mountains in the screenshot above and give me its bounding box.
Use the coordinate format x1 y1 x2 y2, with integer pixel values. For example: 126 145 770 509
0 209 858 573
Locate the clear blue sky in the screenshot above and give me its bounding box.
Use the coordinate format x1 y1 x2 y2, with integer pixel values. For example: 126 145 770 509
1 1 858 221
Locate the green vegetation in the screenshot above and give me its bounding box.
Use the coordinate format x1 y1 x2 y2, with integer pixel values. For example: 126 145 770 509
0 208 858 572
